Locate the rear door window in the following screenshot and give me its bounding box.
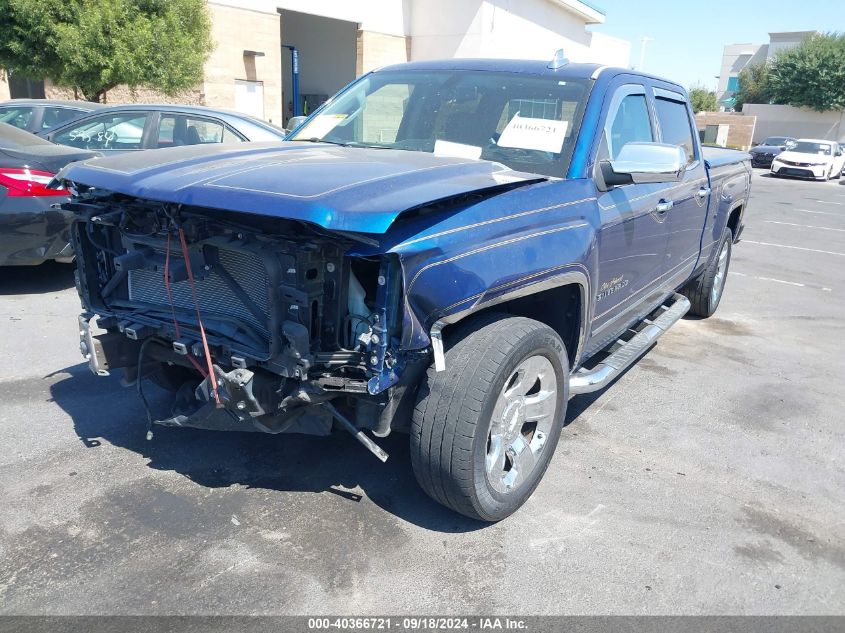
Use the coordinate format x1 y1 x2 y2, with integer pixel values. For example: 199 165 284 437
157 115 237 148
53 113 149 150
654 96 697 165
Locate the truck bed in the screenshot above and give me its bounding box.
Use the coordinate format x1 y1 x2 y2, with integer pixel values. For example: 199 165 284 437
703 146 751 169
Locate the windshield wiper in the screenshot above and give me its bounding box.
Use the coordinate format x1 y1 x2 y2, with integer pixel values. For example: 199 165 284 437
298 137 351 147
295 138 395 150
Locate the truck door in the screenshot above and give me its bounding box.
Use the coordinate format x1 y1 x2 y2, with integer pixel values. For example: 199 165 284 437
589 82 671 348
651 87 710 291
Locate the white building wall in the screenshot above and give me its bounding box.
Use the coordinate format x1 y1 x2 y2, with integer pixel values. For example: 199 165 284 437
766 31 814 60
742 104 845 144
410 0 485 59
584 32 631 66
410 0 629 66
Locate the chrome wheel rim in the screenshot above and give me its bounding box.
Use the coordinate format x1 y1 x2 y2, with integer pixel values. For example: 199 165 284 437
486 355 557 494
711 240 730 306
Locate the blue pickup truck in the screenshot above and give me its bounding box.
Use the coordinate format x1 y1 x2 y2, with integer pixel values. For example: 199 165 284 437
63 58 750 521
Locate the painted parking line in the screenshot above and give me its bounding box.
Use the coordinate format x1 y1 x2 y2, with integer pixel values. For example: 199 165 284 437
741 240 845 257
765 220 845 232
795 208 842 216
730 271 833 292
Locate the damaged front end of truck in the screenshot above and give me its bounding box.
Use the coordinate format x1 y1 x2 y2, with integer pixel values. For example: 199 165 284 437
71 188 428 459
59 139 546 461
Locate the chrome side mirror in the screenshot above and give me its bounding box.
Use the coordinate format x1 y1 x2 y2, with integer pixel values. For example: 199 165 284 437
601 142 686 188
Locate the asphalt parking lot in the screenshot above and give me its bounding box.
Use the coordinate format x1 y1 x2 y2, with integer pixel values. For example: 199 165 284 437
0 173 843 616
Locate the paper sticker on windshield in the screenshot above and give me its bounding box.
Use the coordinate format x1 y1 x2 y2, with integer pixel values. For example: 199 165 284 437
434 139 482 160
294 114 346 140
497 112 567 154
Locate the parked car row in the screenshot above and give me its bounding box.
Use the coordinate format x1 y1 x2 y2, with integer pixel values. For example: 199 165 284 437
749 135 845 181
0 98 288 267
0 99 104 134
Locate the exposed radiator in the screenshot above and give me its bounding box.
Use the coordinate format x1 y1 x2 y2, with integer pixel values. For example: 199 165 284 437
128 247 271 342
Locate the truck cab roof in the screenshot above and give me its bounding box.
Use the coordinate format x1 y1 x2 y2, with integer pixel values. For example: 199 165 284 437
375 58 686 92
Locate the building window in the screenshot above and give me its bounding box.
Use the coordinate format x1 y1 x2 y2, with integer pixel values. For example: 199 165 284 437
726 76 739 92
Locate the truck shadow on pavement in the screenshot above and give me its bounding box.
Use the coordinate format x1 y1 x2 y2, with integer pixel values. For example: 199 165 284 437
0 261 76 295
51 363 494 533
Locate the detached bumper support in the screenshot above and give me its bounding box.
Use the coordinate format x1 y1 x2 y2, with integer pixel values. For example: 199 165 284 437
78 313 109 376
323 402 389 463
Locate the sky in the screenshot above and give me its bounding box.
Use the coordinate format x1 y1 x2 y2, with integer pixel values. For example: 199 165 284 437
588 0 845 90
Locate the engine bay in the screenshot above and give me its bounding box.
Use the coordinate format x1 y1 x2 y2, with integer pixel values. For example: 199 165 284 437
70 191 411 437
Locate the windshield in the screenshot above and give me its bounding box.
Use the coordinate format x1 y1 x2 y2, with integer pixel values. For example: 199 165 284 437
291 69 590 178
762 137 790 146
790 141 832 155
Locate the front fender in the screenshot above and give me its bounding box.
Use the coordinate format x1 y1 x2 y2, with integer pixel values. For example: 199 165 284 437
387 179 598 356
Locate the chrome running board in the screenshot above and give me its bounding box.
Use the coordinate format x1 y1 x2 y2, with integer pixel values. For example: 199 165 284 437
570 293 690 396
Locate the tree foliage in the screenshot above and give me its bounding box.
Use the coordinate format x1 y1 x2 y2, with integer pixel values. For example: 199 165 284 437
734 62 772 112
0 0 213 102
688 84 718 113
767 32 845 112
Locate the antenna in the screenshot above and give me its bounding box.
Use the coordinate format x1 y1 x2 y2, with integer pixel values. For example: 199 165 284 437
548 49 569 70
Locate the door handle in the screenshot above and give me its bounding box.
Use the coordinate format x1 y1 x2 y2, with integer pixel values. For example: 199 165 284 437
655 199 673 214
696 186 711 199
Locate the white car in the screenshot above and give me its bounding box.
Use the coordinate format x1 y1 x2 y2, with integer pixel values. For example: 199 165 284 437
770 138 845 181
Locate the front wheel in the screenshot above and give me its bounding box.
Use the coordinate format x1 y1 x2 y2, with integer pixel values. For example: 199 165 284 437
682 227 733 317
411 314 568 521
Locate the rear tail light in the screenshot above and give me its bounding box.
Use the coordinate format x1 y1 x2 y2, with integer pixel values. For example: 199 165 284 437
0 168 66 197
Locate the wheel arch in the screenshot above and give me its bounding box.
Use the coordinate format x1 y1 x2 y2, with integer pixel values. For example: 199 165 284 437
431 270 589 372
727 202 744 240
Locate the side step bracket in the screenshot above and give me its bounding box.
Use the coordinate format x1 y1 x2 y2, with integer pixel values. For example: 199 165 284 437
569 293 690 396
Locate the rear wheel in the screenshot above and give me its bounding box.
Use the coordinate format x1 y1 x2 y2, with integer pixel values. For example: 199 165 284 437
411 314 568 521
682 227 733 318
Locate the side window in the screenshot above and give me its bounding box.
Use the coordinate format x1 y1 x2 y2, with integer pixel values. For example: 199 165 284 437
53 113 148 150
604 93 654 160
41 107 83 130
221 126 245 144
655 97 696 165
0 107 35 130
157 115 229 148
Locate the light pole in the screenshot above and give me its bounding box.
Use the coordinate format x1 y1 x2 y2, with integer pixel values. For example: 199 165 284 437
638 37 654 72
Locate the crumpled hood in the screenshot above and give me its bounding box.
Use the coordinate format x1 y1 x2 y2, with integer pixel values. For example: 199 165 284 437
58 141 543 234
776 150 833 164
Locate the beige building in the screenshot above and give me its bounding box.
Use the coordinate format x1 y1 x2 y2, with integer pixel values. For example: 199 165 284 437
715 31 815 111
1 0 630 128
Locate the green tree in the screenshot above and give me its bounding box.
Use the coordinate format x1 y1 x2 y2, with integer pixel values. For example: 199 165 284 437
767 32 845 112
0 0 213 102
733 62 772 112
688 84 717 112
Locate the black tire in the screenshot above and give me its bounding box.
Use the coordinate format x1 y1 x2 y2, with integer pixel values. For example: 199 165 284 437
411 313 568 521
682 227 733 317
